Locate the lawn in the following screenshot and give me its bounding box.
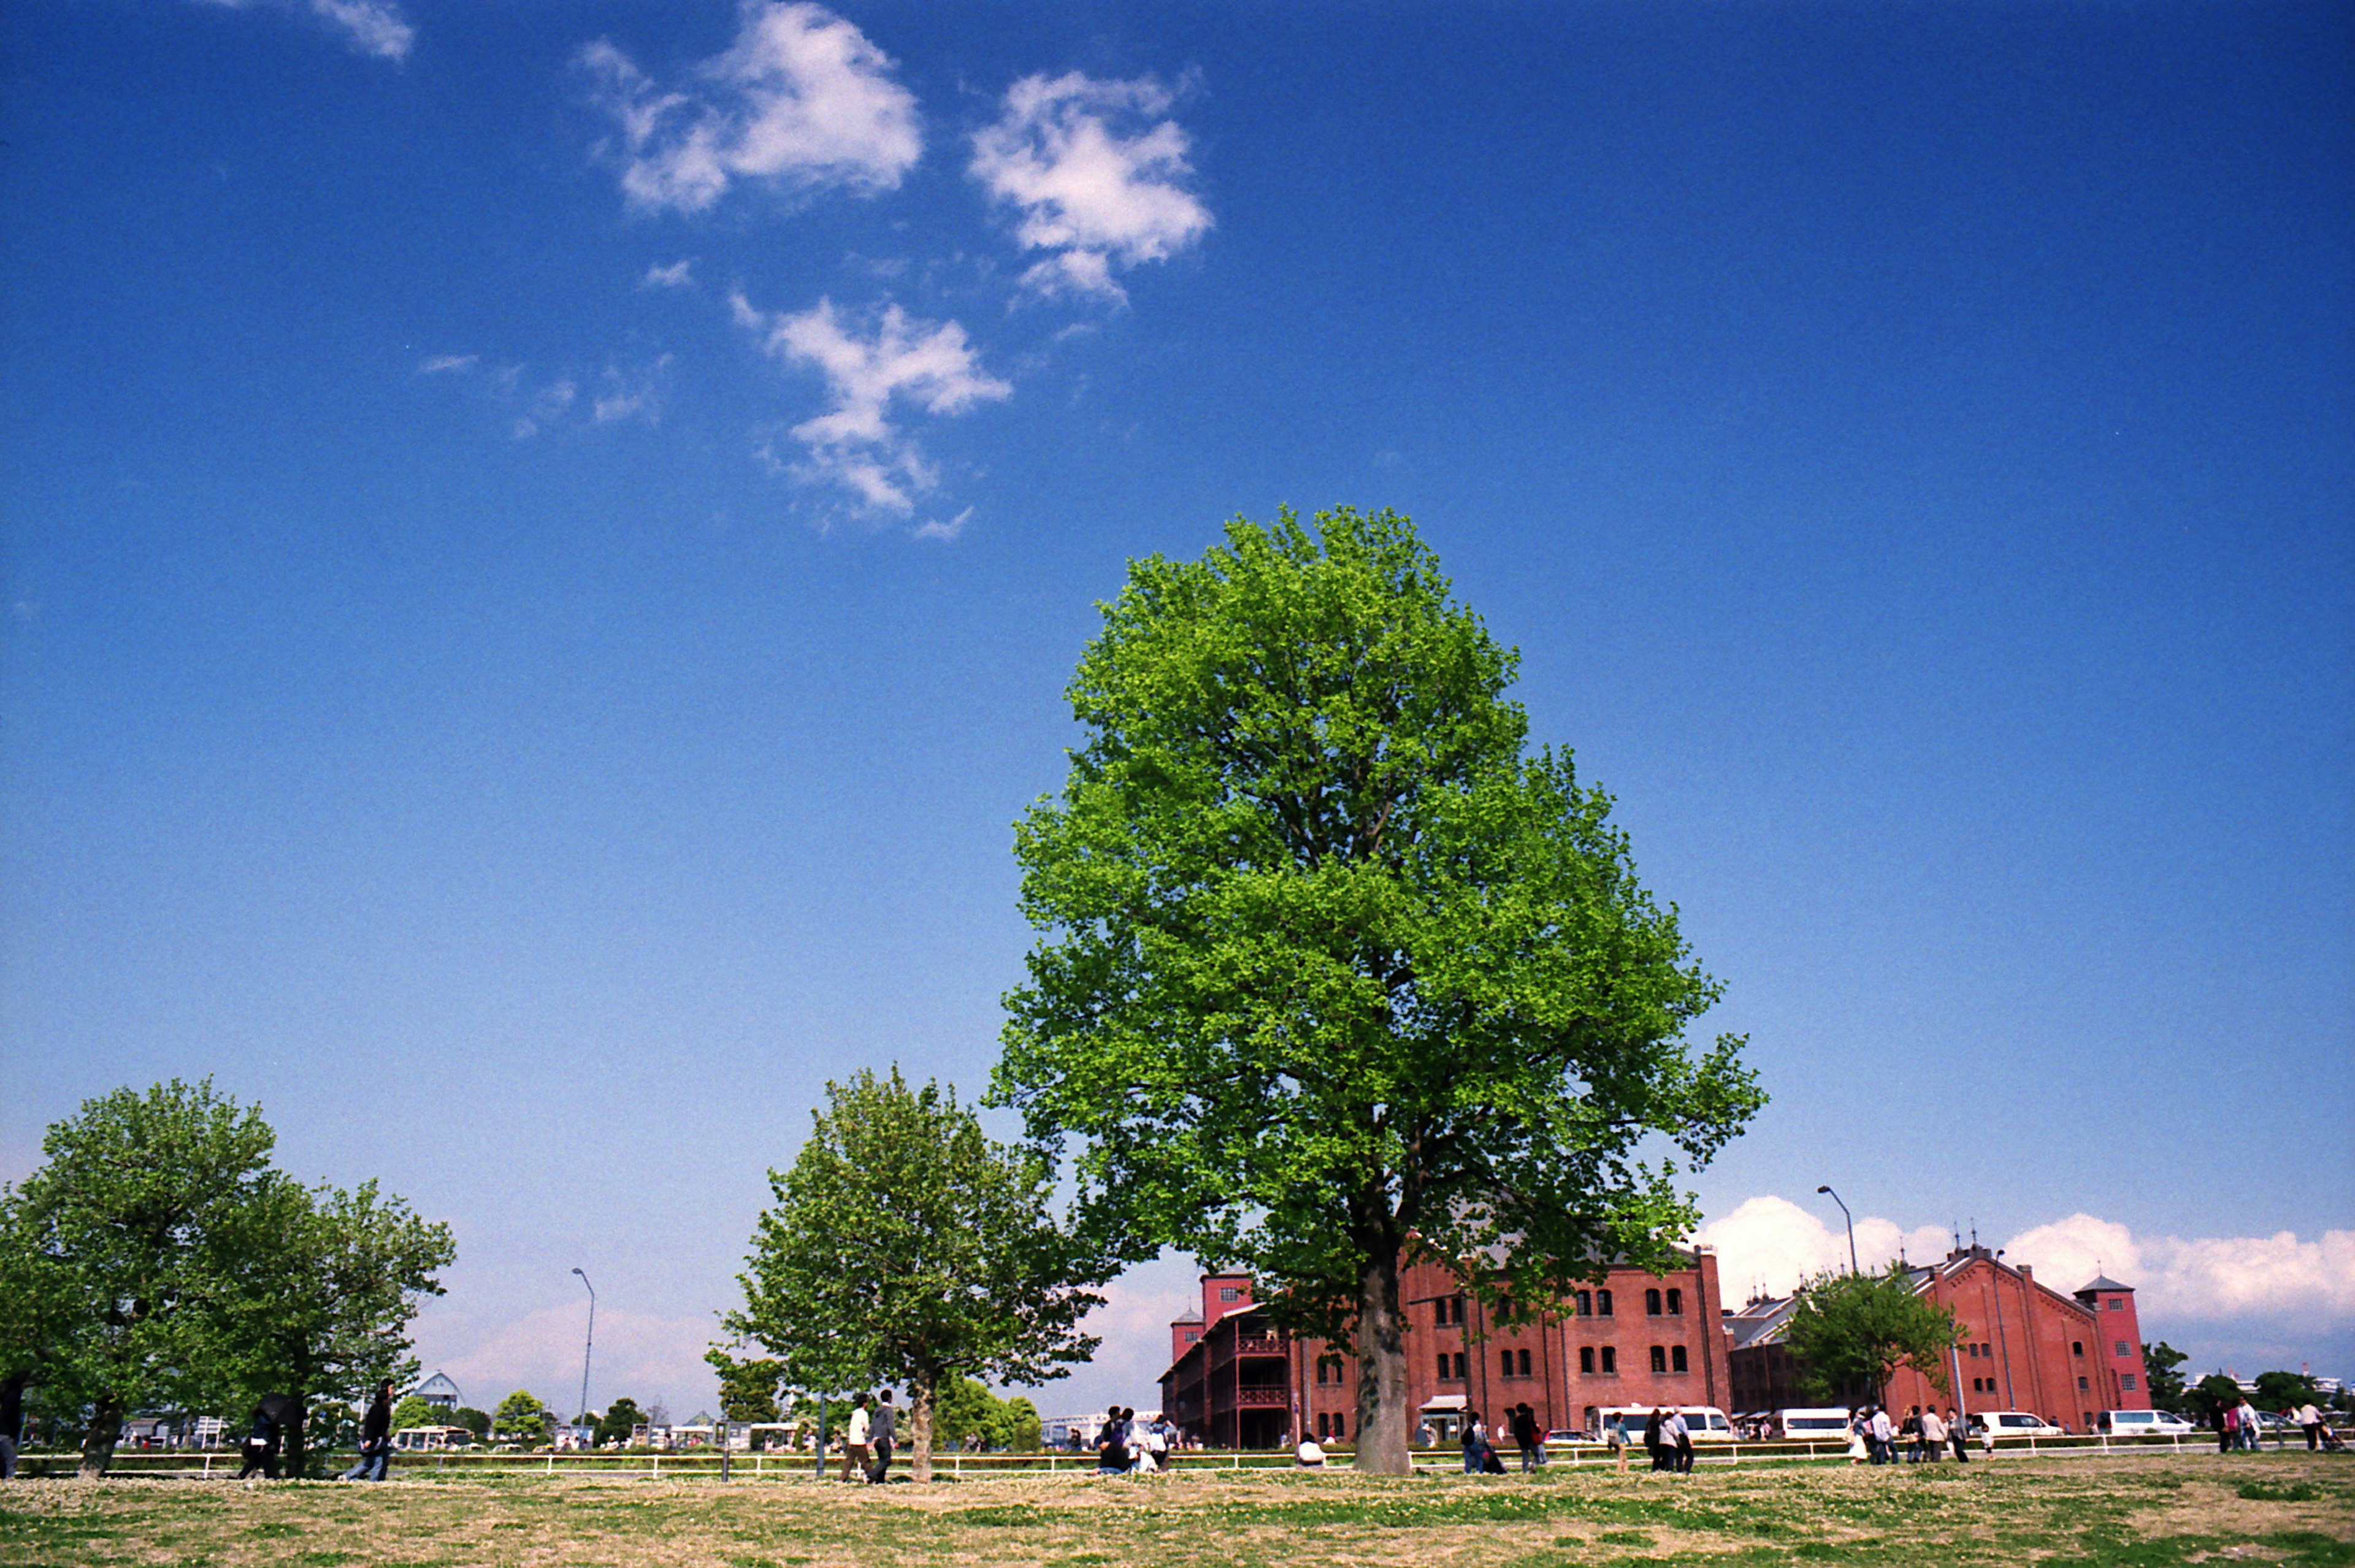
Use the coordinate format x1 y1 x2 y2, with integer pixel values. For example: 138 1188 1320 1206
2 1451 2349 1568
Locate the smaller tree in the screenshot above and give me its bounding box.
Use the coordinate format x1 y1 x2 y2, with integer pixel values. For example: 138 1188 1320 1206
2142 1342 2188 1411
390 1394 437 1433
1783 1264 1960 1407
2191 1373 2243 1422
451 1405 491 1438
594 1397 646 1449
493 1389 550 1447
2253 1371 2320 1411
705 1347 784 1421
726 1068 1109 1482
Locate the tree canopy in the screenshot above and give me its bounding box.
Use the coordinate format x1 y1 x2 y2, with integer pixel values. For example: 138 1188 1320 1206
1783 1264 1962 1407
989 507 1763 1470
492 1389 550 1445
2141 1341 2188 1411
724 1067 1107 1482
6 1079 452 1475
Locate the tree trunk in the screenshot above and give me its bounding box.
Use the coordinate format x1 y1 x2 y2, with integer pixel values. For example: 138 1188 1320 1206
79 1393 122 1478
909 1376 935 1483
1352 1250 1413 1474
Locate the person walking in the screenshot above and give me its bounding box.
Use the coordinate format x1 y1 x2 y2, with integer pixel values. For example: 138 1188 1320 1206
1845 1409 1867 1464
1606 1413 1629 1474
1901 1405 1923 1463
866 1390 896 1483
1945 1408 1968 1463
1919 1406 1947 1464
1461 1413 1484 1475
235 1395 302 1480
2296 1401 2326 1451
339 1381 395 1482
1512 1404 1543 1472
1667 1409 1694 1474
2214 1401 2234 1455
842 1394 871 1482
0 1374 22 1482
2235 1398 2261 1452
1867 1405 1894 1466
1642 1408 1665 1472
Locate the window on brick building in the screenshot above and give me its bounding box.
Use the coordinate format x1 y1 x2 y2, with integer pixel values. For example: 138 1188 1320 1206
1220 1287 1240 1302
1576 1290 1593 1317
2115 1342 2130 1358
2072 1342 2084 1357
1438 1353 1453 1380
1980 1343 1992 1358
1598 1290 1614 1317
1601 1347 1617 1374
1333 1412 1346 1439
2107 1299 2123 1311
1501 1350 1515 1380
1518 1348 1532 1377
1650 1345 1668 1373
1667 1288 1683 1317
1672 1345 1689 1373
1645 1288 1663 1317
1453 1352 1468 1381
1580 1347 1596 1375
2078 1375 2089 1391
2120 1375 2137 1393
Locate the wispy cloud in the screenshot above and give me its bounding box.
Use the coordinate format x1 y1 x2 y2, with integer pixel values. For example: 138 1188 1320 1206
913 506 973 542
730 290 1008 514
971 72 1211 305
581 2 921 216
418 353 478 374
421 354 667 440
194 0 415 63
641 259 697 289
591 356 674 426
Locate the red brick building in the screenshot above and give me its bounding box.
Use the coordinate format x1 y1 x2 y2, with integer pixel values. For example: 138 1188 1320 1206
1726 1243 2152 1432
1159 1250 1732 1448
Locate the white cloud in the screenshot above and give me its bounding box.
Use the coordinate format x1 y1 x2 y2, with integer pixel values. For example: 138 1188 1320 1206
415 1303 719 1421
591 355 673 426
914 506 973 542
2003 1214 2355 1326
423 354 666 438
417 353 478 374
512 378 577 441
971 72 1212 305
581 2 921 216
1696 1195 1951 1300
1699 1195 2355 1333
194 0 413 62
642 259 697 289
730 290 1008 514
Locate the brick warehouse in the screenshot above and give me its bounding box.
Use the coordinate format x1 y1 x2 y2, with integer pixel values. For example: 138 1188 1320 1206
1159 1249 1731 1448
1726 1241 2151 1431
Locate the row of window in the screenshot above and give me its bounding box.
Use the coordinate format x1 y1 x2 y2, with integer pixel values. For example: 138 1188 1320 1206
1431 1344 1691 1382
1432 1286 1687 1328
1315 1412 1348 1439
2064 1339 2138 1360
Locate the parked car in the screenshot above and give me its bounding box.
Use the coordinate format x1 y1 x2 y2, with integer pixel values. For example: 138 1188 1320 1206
1977 1410 2066 1438
1597 1405 1734 1440
2098 1410 2197 1437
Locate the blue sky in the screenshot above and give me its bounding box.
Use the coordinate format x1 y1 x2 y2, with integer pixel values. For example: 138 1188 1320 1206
2 0 2348 1421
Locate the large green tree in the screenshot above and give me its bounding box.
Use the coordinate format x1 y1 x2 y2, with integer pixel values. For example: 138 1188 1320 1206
1783 1264 1962 1407
492 1389 550 1446
12 1080 283 1475
725 1068 1108 1482
989 507 1764 1472
706 1347 784 1421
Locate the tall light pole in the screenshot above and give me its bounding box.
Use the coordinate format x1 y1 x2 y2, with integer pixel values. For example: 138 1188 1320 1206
1817 1186 1859 1275
572 1268 596 1428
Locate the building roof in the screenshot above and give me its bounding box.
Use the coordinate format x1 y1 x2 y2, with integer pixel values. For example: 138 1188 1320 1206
2075 1274 2134 1295
413 1372 463 1402
1174 1306 1203 1324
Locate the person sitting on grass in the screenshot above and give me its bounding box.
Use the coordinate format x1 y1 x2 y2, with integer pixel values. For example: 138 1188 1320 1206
1095 1407 1129 1475
1294 1436 1326 1468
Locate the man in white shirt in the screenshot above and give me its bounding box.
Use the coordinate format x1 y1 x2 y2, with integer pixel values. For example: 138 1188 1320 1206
1868 1405 1894 1465
2235 1398 2262 1451
1919 1407 1948 1463
2294 1402 2325 1451
1663 1410 1691 1474
841 1395 871 1482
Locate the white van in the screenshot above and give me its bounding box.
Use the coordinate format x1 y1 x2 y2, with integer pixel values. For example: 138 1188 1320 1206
1977 1410 2065 1438
1598 1405 1734 1441
1767 1407 1855 1440
2098 1409 2197 1438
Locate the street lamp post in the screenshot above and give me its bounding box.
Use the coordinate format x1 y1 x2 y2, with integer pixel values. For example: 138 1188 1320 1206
1817 1186 1859 1275
572 1268 596 1432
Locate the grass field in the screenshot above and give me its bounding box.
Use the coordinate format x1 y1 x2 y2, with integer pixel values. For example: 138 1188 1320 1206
3 1451 2348 1568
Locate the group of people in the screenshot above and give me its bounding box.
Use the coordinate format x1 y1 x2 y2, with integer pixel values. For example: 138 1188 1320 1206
1846 1404 1972 1465
1094 1407 1176 1474
839 1391 897 1483
1453 1405 1549 1474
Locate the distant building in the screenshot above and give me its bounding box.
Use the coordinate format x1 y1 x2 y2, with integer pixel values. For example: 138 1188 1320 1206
1725 1245 2151 1431
1159 1252 1734 1449
412 1372 464 1410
